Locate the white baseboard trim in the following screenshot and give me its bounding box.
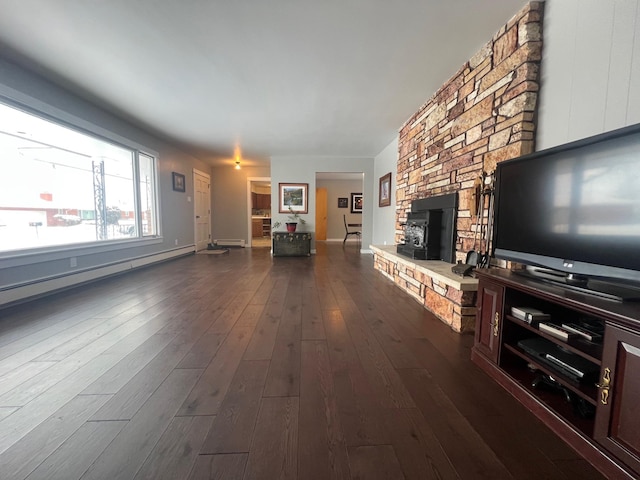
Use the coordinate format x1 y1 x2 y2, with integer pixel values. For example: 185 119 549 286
0 246 195 307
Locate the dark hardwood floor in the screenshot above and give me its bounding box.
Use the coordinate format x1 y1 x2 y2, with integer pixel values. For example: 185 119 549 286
0 244 605 480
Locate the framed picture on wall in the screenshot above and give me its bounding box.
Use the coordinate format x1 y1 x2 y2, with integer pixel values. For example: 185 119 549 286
379 172 391 207
337 197 348 208
351 192 363 213
279 183 308 213
172 172 186 192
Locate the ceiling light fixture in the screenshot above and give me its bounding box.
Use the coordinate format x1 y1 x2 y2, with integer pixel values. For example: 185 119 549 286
233 145 242 170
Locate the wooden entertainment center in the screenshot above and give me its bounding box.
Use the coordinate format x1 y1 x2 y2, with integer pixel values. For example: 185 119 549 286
472 268 640 479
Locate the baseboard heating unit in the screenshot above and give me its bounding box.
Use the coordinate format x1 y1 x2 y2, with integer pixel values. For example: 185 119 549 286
213 239 246 247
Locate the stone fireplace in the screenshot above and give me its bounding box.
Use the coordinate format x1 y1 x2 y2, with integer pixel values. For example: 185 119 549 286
373 1 543 333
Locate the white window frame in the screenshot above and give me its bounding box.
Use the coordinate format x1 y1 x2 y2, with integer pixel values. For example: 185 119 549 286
0 95 162 260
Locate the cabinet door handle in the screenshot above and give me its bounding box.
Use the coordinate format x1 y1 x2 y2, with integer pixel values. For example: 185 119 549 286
493 312 500 337
597 367 611 405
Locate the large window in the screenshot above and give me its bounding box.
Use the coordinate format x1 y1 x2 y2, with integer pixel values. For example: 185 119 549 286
0 102 159 253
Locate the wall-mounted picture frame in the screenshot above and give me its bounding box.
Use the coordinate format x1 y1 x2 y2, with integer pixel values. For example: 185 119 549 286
279 183 308 213
379 172 391 207
172 172 186 192
337 197 348 208
351 192 363 214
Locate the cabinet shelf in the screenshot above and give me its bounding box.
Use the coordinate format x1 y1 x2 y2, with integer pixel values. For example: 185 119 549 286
500 347 595 437
504 315 602 365
502 343 598 406
472 268 640 480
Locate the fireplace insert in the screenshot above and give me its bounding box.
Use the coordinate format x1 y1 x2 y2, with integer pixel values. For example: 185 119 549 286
397 192 457 262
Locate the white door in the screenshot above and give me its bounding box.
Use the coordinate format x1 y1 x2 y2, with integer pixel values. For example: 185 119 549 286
194 170 211 251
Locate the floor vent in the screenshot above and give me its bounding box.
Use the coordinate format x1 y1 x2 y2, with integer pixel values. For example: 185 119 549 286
213 239 246 247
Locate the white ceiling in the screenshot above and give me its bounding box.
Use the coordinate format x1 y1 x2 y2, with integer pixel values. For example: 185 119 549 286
0 0 524 167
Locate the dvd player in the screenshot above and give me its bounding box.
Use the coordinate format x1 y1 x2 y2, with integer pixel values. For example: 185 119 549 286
517 337 599 383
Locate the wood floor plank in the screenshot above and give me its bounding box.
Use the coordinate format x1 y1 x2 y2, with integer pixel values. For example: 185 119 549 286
263 318 301 397
301 278 326 340
249 274 278 305
0 302 181 406
347 445 405 480
0 394 112 480
134 415 214 480
23 420 127 480
179 325 254 416
0 315 177 454
188 453 248 480
235 304 265 327
298 340 350 480
0 406 17 421
398 368 513 479
330 280 416 409
0 295 131 356
382 407 460 480
32 315 137 362
348 286 423 369
80 368 203 480
0 361 57 397
322 308 389 447
468 409 575 480
90 318 213 420
200 360 269 454
243 396 299 480
81 331 177 395
209 290 255 334
243 279 289 360
176 331 226 369
313 270 339 311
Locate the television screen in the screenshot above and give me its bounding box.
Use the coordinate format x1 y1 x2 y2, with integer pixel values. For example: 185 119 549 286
493 124 640 286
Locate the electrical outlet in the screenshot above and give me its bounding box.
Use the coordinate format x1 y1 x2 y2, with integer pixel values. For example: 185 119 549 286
175 239 178 246
70 257 77 268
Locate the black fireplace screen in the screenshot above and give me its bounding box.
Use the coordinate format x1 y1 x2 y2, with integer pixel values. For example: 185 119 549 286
397 193 457 262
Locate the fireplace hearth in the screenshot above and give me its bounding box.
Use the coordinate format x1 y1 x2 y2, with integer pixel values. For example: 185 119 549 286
397 192 457 263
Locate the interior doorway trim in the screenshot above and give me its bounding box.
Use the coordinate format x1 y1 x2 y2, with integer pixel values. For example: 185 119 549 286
193 168 211 251
247 176 271 248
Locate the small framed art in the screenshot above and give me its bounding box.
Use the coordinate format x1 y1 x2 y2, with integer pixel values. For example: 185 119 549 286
351 192 363 213
172 172 186 192
379 172 391 207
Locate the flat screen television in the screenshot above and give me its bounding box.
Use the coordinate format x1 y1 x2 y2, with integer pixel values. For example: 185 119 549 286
492 123 640 300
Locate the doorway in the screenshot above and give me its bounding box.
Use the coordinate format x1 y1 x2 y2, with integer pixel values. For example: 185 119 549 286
193 169 211 251
315 187 327 240
315 172 363 242
247 177 272 248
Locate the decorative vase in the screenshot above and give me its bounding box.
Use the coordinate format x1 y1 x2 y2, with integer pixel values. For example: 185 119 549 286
286 222 297 233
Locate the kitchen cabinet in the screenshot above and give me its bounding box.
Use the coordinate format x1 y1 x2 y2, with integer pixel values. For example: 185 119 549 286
472 268 640 480
252 218 271 237
252 219 263 237
252 193 271 210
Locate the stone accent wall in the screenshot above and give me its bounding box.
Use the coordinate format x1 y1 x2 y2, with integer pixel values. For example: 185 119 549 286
372 246 478 333
396 2 544 259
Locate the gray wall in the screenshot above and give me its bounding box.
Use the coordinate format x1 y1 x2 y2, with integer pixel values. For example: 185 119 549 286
0 57 211 294
372 137 398 246
270 156 375 252
316 178 364 241
210 165 271 243
537 0 640 149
